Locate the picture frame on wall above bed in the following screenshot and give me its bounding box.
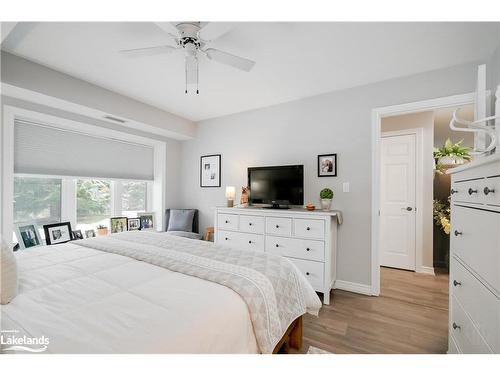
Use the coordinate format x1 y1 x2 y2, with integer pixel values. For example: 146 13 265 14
15 222 43 249
43 222 73 245
200 154 221 187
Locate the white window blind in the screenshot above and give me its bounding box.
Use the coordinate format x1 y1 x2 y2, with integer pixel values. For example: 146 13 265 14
14 120 155 180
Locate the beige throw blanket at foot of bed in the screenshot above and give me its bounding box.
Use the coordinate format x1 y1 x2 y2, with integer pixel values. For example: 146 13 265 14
77 231 321 353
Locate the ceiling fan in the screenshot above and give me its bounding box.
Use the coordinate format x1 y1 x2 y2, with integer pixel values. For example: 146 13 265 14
119 22 256 94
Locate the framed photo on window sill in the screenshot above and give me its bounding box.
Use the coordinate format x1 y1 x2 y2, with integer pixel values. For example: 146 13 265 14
15 222 43 249
43 222 73 246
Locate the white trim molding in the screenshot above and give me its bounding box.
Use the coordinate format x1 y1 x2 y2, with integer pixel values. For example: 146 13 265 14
371 91 480 296
417 266 436 276
334 280 372 296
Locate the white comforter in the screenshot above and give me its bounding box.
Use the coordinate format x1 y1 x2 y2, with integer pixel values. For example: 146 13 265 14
1 232 321 354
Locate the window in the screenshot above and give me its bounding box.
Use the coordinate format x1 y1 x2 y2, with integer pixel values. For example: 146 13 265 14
77 179 111 232
121 181 147 217
14 176 62 225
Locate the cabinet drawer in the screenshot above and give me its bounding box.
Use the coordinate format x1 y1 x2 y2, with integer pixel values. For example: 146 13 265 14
450 295 492 353
451 205 500 293
217 214 239 231
287 258 324 290
451 179 483 205
266 217 292 236
294 218 325 239
217 230 264 252
450 257 500 352
266 236 325 262
239 215 264 234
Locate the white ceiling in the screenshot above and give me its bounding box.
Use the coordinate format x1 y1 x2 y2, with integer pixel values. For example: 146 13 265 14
2 22 499 122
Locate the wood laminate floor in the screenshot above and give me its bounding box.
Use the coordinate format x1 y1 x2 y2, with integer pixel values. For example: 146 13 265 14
296 267 449 354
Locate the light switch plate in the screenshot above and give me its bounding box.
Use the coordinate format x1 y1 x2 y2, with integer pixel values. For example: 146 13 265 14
343 182 350 193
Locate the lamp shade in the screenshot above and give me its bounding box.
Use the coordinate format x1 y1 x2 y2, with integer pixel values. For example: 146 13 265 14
225 186 236 199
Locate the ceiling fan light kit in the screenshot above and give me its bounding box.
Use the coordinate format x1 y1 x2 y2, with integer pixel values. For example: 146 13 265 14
119 22 256 94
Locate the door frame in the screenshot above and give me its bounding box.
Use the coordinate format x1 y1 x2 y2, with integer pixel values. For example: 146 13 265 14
380 128 423 272
371 91 484 296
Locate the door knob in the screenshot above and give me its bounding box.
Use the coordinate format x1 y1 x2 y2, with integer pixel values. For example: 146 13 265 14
401 207 413 211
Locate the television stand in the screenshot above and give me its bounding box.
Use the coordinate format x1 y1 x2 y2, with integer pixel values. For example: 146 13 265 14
263 205 290 210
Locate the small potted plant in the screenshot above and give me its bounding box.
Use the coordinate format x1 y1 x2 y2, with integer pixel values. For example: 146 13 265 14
434 139 471 174
96 224 108 236
319 188 334 211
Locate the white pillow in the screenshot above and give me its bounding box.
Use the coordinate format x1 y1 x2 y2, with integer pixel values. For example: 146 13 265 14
1 239 18 304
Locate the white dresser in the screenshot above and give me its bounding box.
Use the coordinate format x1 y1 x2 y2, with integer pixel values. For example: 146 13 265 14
448 154 500 354
214 206 341 304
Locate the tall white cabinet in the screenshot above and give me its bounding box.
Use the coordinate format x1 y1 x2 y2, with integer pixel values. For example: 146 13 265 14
214 206 340 304
448 154 500 354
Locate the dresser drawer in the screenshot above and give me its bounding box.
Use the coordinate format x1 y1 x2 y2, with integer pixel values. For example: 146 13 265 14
217 230 264 252
483 176 500 207
265 236 325 262
217 214 239 231
450 295 492 353
294 218 325 239
287 258 324 290
451 179 483 205
265 217 292 236
239 215 264 234
451 205 500 293
451 257 500 352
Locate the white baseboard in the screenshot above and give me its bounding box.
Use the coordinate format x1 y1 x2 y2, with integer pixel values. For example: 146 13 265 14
334 280 372 296
416 266 435 275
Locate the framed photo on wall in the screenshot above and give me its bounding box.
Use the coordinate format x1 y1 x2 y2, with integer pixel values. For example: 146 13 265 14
15 222 43 249
43 222 73 245
200 154 221 187
318 154 337 177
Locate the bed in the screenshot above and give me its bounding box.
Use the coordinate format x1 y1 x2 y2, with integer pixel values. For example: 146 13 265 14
0 231 321 354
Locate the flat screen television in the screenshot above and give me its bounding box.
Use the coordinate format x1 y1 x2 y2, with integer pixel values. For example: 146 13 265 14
248 165 304 209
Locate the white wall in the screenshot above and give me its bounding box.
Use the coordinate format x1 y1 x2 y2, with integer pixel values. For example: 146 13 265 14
381 111 435 270
180 61 480 286
1 51 195 140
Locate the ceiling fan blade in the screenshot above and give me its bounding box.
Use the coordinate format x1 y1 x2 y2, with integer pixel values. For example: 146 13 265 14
198 22 236 41
154 22 180 38
119 45 178 57
205 48 255 72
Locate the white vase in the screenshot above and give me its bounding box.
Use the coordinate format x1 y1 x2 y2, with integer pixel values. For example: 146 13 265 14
320 199 332 211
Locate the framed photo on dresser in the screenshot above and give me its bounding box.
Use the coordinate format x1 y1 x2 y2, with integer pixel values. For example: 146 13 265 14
200 154 221 187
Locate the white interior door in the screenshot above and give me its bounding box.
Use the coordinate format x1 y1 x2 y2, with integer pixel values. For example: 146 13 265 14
380 133 416 271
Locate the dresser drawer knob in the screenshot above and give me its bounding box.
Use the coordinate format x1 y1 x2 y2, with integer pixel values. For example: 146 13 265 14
468 188 478 195
275 244 279 248
484 187 495 195
453 280 462 287
225 237 228 240
249 223 252 226
451 188 458 195
306 248 310 251
452 322 461 330
225 220 229 224
454 230 462 237
306 227 311 231
248 240 252 244
306 272 310 276
275 225 279 228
